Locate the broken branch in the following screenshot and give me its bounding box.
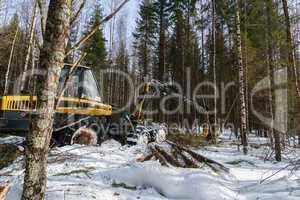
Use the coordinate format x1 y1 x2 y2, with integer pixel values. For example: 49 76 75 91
137 153 154 162
149 146 168 166
37 0 46 39
168 141 229 173
0 184 10 200
54 52 87 110
66 0 129 57
70 0 86 26
155 145 184 168
4 26 19 95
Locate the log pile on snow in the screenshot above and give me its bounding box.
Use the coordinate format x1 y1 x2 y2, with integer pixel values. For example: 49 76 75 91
138 141 229 173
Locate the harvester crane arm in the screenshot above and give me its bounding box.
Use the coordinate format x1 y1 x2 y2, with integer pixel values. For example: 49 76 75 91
130 80 210 138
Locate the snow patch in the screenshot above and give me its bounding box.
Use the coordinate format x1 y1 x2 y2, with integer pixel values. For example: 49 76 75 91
1 133 300 200
104 162 243 200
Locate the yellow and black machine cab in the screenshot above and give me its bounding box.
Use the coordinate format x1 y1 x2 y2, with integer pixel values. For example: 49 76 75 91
0 65 121 146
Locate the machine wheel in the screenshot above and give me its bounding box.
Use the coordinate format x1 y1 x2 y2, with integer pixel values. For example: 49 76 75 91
71 127 98 146
52 117 110 146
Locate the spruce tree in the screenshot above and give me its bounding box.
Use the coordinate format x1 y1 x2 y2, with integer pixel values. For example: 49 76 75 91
133 0 156 82
82 2 107 72
153 0 169 82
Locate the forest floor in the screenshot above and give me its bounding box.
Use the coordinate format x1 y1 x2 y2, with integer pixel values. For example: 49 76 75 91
0 131 300 200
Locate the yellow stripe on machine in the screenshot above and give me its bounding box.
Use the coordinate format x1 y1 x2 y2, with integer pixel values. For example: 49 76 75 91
56 107 112 116
0 96 112 117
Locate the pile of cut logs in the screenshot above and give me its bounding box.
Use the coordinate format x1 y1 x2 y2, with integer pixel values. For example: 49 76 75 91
138 141 229 173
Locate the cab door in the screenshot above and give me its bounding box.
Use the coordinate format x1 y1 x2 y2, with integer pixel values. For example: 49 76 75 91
80 69 102 103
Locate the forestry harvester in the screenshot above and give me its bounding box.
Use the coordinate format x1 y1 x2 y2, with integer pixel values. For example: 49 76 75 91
0 65 210 146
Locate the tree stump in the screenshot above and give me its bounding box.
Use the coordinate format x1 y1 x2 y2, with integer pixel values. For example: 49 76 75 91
0 185 10 200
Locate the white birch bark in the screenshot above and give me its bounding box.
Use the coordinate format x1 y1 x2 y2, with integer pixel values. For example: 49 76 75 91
4 26 19 95
235 0 248 154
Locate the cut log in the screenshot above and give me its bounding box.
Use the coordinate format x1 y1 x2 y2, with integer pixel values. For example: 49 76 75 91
178 151 199 168
167 141 229 173
149 146 168 166
143 141 229 173
0 185 10 200
171 145 198 168
155 145 184 168
137 153 154 162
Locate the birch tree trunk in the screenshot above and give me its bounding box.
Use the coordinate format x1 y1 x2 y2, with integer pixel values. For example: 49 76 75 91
22 1 71 199
21 3 37 92
4 26 19 95
235 0 248 154
37 0 47 39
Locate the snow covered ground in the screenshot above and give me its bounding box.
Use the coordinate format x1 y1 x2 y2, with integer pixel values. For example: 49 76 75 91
1 131 300 200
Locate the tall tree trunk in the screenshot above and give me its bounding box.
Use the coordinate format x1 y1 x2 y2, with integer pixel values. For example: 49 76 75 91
158 3 166 82
29 39 37 93
267 0 281 161
4 26 19 95
211 0 218 143
157 1 166 122
282 0 300 145
235 0 248 154
243 0 250 135
281 0 300 100
21 3 38 92
37 0 47 39
22 1 71 199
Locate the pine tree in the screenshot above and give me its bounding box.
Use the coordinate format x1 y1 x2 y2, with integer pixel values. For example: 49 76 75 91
265 0 281 161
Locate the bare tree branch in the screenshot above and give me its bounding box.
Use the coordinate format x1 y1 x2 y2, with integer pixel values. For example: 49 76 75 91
4 26 19 95
21 2 38 91
54 52 87 110
70 0 86 26
66 0 129 57
0 184 10 200
37 0 46 39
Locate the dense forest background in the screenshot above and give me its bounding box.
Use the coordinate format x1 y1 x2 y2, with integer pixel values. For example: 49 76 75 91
0 0 299 144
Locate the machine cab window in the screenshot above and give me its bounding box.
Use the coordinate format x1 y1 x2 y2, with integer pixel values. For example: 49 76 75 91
58 66 102 102
81 69 102 102
58 68 80 98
